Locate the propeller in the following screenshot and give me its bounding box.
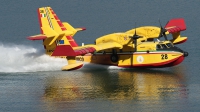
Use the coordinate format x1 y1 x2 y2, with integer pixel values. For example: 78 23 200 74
158 19 168 41
132 28 142 40
130 24 142 52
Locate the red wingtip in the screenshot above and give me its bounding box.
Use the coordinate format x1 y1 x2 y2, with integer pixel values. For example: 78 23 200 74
165 18 186 33
81 27 86 31
27 35 47 40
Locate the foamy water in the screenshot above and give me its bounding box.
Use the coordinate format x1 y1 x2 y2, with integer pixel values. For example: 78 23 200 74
0 43 129 73
0 44 67 72
81 62 130 71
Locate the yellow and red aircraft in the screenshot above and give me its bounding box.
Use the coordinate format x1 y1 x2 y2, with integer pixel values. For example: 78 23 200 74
27 7 188 71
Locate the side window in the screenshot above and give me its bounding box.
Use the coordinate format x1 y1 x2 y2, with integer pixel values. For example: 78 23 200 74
161 44 167 48
166 43 173 48
156 44 162 49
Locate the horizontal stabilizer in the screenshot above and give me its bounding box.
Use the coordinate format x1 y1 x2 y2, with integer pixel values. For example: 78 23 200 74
41 26 74 45
62 22 86 37
165 18 186 33
63 22 86 32
75 27 86 32
41 26 58 37
27 34 47 40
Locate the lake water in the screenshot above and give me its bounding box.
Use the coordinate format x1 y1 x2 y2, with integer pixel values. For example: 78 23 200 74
0 1 200 112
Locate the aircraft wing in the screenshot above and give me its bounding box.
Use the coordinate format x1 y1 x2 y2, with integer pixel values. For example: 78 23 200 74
52 42 122 56
165 18 186 33
164 18 187 45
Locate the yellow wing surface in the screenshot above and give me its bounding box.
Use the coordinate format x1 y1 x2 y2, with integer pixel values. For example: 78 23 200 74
125 18 187 44
52 42 122 56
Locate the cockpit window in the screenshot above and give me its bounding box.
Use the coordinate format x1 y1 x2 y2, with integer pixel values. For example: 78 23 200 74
157 44 168 49
166 43 173 48
161 44 167 48
157 43 174 50
156 45 162 49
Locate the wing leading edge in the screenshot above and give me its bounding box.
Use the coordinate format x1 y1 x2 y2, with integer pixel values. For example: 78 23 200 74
52 42 123 56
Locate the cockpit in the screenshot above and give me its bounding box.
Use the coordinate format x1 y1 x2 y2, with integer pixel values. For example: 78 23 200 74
156 42 174 49
156 42 188 57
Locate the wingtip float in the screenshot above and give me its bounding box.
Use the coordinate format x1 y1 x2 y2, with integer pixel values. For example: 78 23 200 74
27 6 188 71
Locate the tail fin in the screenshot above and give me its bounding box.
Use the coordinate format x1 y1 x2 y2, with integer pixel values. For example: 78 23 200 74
165 18 187 44
27 7 86 55
63 22 86 36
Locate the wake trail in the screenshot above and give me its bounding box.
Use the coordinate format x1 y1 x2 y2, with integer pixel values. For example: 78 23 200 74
0 44 144 73
0 44 67 73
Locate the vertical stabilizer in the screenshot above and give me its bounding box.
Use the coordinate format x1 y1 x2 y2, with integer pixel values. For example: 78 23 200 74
36 7 84 55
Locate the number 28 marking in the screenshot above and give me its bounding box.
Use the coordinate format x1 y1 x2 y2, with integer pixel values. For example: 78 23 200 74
161 54 168 60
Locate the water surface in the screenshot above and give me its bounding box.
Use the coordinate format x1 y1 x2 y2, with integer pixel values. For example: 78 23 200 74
0 1 200 112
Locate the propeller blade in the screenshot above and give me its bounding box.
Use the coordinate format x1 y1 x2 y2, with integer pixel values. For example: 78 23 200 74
158 19 168 40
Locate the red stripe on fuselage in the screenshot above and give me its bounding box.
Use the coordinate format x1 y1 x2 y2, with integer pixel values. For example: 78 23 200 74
84 52 181 56
83 53 184 68
118 56 184 68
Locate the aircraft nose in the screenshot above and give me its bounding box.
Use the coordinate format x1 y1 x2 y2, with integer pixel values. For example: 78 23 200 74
183 51 188 57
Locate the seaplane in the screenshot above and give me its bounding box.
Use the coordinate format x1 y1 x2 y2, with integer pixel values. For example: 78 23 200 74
27 7 188 71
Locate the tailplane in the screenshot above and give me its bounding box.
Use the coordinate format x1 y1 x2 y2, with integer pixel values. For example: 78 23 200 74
27 7 86 55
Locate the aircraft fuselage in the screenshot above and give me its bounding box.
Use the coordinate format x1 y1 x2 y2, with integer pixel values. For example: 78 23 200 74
76 50 185 68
